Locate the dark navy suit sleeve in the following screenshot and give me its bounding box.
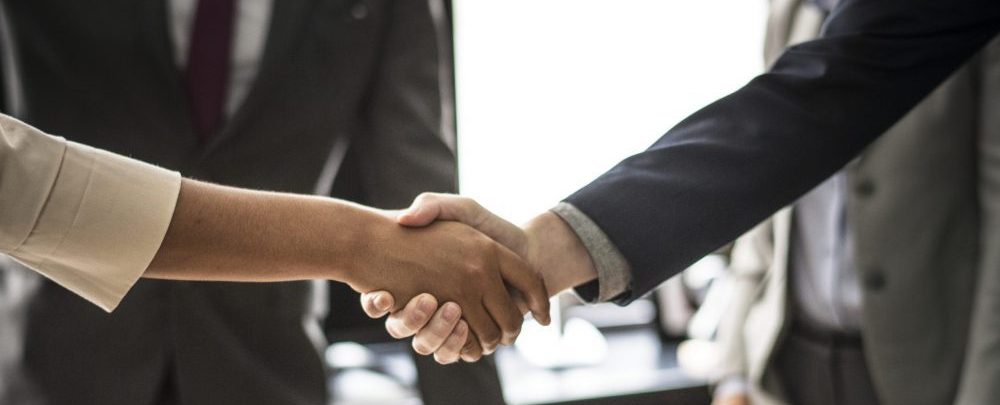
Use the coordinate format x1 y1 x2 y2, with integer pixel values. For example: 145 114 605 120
564 0 1000 304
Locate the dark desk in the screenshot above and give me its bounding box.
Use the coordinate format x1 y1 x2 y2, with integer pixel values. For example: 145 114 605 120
329 326 710 405
496 326 710 405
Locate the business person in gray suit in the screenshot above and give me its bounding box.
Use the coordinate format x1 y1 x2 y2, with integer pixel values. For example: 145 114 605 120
709 2 1000 405
0 0 505 404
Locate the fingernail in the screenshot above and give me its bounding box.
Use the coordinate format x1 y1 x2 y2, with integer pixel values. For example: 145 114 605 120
442 303 459 322
418 296 434 316
374 294 390 311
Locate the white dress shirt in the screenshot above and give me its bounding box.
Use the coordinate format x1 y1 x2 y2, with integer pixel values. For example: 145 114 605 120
168 0 273 116
790 171 863 333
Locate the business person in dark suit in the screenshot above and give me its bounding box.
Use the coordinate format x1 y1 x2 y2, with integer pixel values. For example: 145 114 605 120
363 3 1000 402
0 0 511 404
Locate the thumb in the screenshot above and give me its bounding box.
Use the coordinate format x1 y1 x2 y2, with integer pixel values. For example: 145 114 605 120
361 291 395 318
398 193 528 256
396 194 444 227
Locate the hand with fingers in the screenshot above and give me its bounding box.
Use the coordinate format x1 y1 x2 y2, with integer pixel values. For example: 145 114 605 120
347 217 552 356
361 193 601 364
362 292 479 364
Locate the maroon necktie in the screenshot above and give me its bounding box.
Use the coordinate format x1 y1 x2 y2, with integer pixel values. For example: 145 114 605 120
185 0 236 139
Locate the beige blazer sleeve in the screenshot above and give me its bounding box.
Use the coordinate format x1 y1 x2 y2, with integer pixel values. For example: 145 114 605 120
0 114 180 312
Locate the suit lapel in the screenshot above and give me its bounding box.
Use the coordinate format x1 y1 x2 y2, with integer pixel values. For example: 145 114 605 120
203 0 324 154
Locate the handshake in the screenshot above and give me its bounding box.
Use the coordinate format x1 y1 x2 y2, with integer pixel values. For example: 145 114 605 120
347 193 599 365
144 181 601 364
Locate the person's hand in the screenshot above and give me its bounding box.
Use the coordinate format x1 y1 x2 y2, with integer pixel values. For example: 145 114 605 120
398 193 532 260
346 217 549 354
397 193 595 297
712 393 750 405
361 291 483 363
144 180 546 354
362 193 599 363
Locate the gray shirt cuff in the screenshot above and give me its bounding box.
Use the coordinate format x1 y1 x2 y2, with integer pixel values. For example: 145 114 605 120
550 202 633 303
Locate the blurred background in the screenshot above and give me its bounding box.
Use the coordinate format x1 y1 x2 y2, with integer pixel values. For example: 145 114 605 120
4 2 992 405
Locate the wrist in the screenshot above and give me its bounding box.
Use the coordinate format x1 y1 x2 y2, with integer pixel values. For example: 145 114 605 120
523 212 598 296
314 201 397 288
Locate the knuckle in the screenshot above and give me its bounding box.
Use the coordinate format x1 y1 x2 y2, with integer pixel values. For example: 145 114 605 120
463 256 488 275
434 353 456 365
462 337 479 353
424 326 449 344
457 196 475 209
438 347 461 364
455 324 469 340
403 312 426 331
412 339 432 355
367 306 387 319
498 320 518 338
364 306 382 318
385 323 403 339
509 322 523 338
480 329 502 347
415 192 436 203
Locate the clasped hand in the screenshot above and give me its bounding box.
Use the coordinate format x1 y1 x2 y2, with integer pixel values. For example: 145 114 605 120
345 200 551 360
355 193 598 364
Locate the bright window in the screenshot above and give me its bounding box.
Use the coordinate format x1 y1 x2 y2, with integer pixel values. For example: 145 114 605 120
454 0 768 224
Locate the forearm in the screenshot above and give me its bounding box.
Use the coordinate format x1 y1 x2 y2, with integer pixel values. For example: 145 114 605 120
566 0 1000 303
145 179 387 284
151 182 542 349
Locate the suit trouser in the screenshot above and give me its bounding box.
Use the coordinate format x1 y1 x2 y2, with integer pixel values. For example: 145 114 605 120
774 321 880 405
415 355 505 405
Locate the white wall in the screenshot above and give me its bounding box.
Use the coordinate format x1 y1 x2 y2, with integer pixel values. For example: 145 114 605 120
454 0 768 224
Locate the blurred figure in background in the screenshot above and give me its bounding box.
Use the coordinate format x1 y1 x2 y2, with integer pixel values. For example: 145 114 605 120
711 1 1000 405
0 257 40 404
0 0 504 404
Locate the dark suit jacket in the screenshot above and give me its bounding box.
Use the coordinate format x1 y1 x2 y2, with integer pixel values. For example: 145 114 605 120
566 0 1000 307
2 1 458 404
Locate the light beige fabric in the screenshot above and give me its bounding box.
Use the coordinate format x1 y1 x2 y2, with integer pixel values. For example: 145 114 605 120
0 114 180 312
713 211 792 405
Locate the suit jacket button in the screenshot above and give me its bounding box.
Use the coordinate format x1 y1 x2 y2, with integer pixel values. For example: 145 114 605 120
855 179 876 197
863 269 887 291
351 3 369 20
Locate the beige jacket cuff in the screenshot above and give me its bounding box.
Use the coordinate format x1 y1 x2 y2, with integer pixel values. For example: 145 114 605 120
0 117 180 312
551 202 633 302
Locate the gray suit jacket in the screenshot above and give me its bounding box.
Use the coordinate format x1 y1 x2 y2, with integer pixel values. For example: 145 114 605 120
0 1 460 404
714 1 1000 404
